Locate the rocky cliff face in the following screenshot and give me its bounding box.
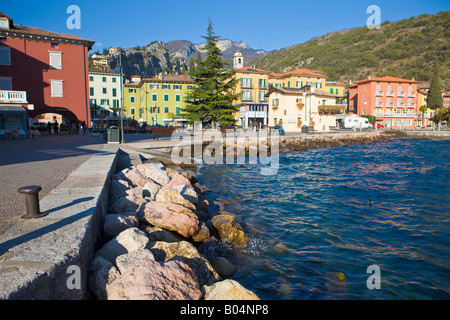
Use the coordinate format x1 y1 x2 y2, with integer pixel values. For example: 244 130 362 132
106 40 269 80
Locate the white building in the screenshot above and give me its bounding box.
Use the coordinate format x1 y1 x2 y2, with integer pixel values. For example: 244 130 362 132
88 68 122 120
266 85 343 133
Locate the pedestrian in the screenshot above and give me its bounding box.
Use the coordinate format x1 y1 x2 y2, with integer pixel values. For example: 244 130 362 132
81 121 87 134
47 121 51 135
369 200 373 208
54 121 59 135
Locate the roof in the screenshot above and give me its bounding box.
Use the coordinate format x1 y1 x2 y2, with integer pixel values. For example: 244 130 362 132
356 76 418 84
0 12 94 49
89 68 119 75
0 104 27 112
235 66 272 74
326 81 346 87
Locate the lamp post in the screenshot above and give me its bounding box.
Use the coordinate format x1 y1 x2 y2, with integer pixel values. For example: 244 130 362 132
119 51 125 144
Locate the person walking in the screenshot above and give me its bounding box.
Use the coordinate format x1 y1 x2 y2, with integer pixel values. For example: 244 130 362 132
53 121 59 135
47 121 52 135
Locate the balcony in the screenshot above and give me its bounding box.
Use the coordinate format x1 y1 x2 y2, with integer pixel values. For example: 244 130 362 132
408 93 416 98
375 91 384 97
374 112 417 118
386 91 395 97
385 103 395 108
397 92 405 97
0 90 28 103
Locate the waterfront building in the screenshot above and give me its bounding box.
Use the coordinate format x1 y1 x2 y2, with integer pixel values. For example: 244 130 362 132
88 68 122 120
233 66 271 128
0 12 94 134
324 81 346 101
348 76 419 129
123 74 194 126
266 85 342 133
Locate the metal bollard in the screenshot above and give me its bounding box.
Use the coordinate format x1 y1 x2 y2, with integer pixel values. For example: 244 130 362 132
18 185 47 219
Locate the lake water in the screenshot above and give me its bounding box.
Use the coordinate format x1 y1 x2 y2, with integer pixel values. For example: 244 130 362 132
197 138 450 300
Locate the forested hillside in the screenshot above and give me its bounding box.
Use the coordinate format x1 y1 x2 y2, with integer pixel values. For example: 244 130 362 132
249 11 449 88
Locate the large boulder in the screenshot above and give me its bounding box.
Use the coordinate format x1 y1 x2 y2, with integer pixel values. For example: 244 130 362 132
155 186 196 210
106 258 202 300
210 214 249 248
149 241 220 286
88 256 120 300
94 227 150 264
203 279 260 300
103 213 139 236
109 179 130 204
141 226 184 243
109 187 145 214
115 249 155 274
138 201 200 238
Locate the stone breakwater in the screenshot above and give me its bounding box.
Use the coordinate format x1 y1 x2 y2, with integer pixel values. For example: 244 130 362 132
88 160 258 300
278 132 392 153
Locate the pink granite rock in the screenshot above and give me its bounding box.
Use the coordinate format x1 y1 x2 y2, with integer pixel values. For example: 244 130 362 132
106 258 202 300
138 201 200 238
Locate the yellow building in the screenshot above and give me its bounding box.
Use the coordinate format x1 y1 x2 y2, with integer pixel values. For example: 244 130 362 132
233 66 272 128
324 81 346 100
123 81 141 120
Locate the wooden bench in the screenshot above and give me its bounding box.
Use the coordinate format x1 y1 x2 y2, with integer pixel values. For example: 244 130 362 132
151 127 178 140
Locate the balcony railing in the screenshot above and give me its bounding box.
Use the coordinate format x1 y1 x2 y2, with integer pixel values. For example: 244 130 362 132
0 90 28 103
375 91 383 96
374 113 417 118
397 92 405 97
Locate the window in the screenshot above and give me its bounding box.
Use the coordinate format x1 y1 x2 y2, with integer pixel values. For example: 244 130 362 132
112 77 116 83
175 106 181 115
164 107 169 113
162 84 170 89
330 88 334 94
152 94 157 101
128 88 136 93
130 96 135 103
51 43 58 49
0 20 8 28
51 80 63 97
0 77 12 90
363 98 367 105
150 84 158 89
102 77 107 82
175 94 180 102
49 52 62 69
173 84 182 90
112 88 117 97
130 108 135 115
259 91 266 101
89 76 94 81
336 89 339 95
259 78 267 88
241 78 252 88
89 87 94 96
363 87 366 93
241 90 252 101
404 119 412 126
102 88 107 94
164 94 169 102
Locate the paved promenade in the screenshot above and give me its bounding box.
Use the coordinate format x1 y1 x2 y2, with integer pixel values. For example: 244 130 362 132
0 134 106 235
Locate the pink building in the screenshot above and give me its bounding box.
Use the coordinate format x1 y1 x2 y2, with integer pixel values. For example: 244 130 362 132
348 76 419 129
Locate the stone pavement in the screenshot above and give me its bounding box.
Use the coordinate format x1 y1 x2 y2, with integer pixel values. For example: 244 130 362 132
0 134 106 235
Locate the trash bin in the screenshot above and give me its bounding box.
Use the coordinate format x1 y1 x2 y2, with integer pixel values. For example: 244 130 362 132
107 126 120 144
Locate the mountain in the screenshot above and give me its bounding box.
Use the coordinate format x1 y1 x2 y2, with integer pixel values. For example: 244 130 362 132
105 40 269 80
166 39 269 68
249 11 450 88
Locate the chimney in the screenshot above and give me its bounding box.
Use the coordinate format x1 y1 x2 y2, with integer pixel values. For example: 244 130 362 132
368 76 372 80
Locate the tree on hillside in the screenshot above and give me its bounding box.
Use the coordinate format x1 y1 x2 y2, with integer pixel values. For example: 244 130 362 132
182 19 241 128
427 61 444 130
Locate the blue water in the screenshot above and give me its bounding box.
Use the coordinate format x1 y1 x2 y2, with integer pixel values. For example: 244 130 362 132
197 139 450 300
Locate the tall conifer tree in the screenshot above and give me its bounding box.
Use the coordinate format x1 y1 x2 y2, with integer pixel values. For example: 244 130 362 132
183 19 241 127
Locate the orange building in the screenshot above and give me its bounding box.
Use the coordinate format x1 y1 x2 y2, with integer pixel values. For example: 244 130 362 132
348 76 419 129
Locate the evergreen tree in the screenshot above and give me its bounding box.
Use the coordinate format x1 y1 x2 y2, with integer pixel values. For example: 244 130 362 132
183 19 241 127
427 61 443 110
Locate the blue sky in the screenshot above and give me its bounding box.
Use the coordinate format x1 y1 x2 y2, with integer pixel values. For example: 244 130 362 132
2 0 449 52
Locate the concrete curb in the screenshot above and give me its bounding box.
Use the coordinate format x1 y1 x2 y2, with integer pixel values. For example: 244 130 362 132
0 144 119 300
